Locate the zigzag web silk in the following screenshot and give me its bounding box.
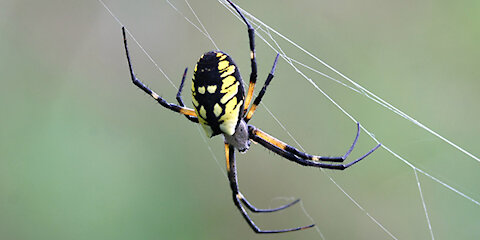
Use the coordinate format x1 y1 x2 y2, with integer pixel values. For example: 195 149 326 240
97 0 479 239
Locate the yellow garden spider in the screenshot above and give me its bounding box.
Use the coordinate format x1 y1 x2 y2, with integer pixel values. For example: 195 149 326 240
122 0 381 234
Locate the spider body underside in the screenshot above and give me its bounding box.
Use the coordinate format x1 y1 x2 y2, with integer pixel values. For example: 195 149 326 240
122 0 381 234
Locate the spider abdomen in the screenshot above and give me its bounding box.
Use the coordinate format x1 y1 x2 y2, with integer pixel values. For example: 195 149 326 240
192 51 245 138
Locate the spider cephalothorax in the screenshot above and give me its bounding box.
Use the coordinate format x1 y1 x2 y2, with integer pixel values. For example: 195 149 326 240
121 0 381 234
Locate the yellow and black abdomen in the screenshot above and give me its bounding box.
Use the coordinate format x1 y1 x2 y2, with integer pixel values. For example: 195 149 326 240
192 51 245 138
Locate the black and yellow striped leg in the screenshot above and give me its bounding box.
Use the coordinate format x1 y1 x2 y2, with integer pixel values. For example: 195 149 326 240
122 27 198 120
226 0 257 114
245 54 279 123
279 123 376 162
175 68 199 123
248 124 381 169
225 144 314 233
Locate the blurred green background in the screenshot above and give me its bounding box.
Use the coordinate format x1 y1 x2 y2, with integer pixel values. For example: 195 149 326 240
1 0 479 239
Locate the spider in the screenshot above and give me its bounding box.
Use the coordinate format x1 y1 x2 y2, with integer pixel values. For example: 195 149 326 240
121 0 381 234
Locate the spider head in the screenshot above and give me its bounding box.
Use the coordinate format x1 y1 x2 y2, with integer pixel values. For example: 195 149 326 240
224 120 251 153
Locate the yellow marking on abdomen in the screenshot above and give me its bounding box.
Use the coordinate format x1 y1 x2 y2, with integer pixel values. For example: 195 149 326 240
218 60 229 70
213 103 222 117
220 65 235 78
220 82 239 104
221 76 236 92
195 104 213 137
219 98 242 135
219 54 227 60
198 86 205 94
199 105 207 119
207 85 217 93
192 97 199 107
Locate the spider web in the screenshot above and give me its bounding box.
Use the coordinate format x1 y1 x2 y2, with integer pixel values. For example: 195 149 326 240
97 0 480 239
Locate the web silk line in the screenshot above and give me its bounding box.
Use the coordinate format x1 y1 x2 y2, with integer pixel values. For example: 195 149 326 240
167 0 402 238
196 125 227 178
163 1 325 238
166 0 210 39
258 36 399 240
415 169 435 240
97 1 475 239
183 0 219 51
219 2 398 239
218 1 480 239
260 104 398 240
98 0 177 90
97 1 325 238
219 2 434 239
96 0 228 180
165 0 227 178
224 2 480 165
97 0 398 239
166 0 220 50
254 17 424 240
221 0 480 234
271 196 327 240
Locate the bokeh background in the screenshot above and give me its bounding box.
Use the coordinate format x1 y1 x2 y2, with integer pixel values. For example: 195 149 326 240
1 0 479 239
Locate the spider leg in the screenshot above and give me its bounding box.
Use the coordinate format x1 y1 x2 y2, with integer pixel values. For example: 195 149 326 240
225 144 314 233
122 27 198 121
283 122 373 162
175 68 198 123
248 124 381 169
224 143 298 213
175 68 188 106
245 54 279 123
239 192 300 213
226 0 258 114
